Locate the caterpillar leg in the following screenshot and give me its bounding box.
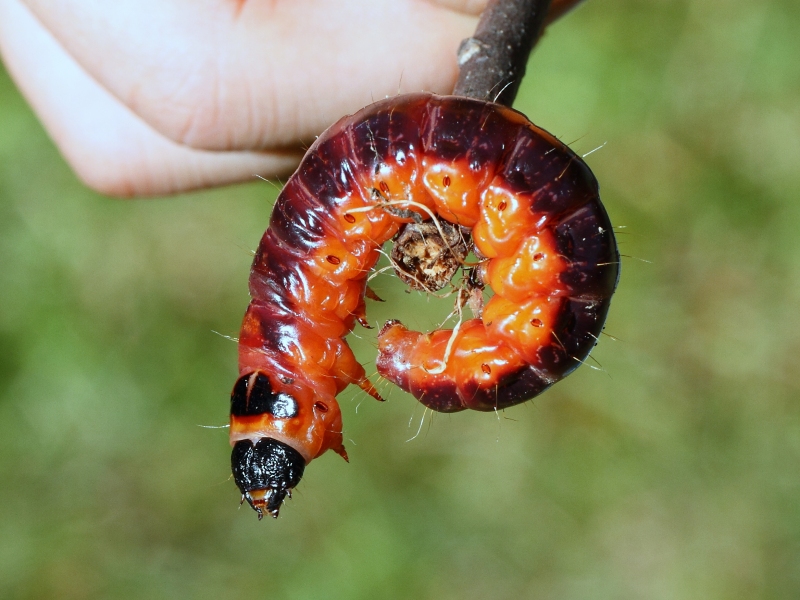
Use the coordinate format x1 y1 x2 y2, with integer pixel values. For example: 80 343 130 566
330 337 385 401
356 376 384 402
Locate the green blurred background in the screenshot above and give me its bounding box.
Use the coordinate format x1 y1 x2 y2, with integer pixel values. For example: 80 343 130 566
2 1 799 598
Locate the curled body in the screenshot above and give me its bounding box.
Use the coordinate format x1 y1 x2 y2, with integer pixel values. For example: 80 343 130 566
230 93 619 518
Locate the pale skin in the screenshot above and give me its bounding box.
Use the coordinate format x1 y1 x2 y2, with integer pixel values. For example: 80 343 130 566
0 0 582 197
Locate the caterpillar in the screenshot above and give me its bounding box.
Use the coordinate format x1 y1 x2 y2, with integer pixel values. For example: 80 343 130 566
230 93 619 519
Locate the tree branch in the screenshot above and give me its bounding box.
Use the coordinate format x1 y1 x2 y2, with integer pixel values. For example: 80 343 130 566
453 0 586 107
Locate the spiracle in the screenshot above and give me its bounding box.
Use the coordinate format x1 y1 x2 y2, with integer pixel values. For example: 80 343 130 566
230 93 619 518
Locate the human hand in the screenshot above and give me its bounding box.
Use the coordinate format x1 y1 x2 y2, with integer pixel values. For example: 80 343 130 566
0 0 487 196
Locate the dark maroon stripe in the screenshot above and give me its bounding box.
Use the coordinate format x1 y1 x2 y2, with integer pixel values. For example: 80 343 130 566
421 96 491 162
345 95 428 180
554 200 620 299
247 300 306 356
535 298 612 379
269 186 339 253
530 164 597 218
497 126 599 224
498 125 563 193
346 110 397 178
462 104 523 175
294 132 354 211
410 378 465 413
249 230 306 312
459 366 551 411
384 98 428 167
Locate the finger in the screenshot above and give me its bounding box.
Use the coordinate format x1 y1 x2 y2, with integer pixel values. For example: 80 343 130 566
20 0 478 151
0 0 302 197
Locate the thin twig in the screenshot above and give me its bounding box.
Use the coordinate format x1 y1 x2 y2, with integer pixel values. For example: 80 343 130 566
453 0 587 107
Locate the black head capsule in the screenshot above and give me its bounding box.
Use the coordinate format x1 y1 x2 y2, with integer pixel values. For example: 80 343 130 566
231 438 306 519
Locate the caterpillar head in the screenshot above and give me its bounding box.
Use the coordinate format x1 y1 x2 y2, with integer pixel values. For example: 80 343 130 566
229 371 347 518
229 372 307 518
231 437 305 519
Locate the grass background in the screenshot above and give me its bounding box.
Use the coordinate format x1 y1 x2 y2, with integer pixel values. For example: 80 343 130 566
2 0 799 598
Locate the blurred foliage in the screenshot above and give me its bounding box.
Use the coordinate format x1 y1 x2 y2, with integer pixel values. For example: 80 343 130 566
1 0 800 598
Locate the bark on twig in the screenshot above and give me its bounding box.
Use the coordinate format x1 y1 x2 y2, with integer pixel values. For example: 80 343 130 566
453 0 586 107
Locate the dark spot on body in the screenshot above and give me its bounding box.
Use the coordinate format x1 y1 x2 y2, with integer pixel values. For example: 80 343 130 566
231 373 299 418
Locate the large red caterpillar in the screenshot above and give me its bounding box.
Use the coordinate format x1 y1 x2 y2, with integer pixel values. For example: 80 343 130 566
230 93 619 518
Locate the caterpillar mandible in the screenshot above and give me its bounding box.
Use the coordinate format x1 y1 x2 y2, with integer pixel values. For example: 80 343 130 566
230 93 619 518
